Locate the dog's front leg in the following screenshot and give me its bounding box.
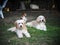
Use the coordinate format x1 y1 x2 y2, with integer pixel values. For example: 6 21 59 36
16 30 23 38
23 30 31 38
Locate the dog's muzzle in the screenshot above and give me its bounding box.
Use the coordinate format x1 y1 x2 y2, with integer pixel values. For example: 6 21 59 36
20 25 22 27
42 20 44 22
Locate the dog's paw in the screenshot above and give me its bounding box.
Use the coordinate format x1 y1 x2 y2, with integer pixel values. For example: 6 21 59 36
18 36 23 38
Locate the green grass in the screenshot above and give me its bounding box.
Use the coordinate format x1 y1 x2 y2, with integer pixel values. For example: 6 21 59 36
0 20 60 45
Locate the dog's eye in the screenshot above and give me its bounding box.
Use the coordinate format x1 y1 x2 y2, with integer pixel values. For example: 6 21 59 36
18 23 20 24
22 23 23 24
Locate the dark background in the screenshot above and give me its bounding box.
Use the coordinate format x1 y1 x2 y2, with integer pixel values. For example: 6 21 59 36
0 0 60 11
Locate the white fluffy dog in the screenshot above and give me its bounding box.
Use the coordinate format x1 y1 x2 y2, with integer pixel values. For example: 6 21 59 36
8 19 31 38
26 15 47 31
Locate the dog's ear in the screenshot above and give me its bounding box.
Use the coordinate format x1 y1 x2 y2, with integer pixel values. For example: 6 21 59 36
14 21 19 29
23 23 27 30
36 17 40 23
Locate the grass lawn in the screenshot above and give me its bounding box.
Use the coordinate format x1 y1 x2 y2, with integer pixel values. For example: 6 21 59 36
0 19 60 45
0 11 60 45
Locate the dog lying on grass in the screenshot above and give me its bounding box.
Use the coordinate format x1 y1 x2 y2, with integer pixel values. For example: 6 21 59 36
8 13 31 38
26 15 47 31
8 19 31 38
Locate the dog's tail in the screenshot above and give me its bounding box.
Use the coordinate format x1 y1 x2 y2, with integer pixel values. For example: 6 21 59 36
8 27 16 32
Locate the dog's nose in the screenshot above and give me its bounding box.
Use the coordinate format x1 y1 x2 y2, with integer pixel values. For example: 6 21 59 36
20 25 22 27
42 20 44 22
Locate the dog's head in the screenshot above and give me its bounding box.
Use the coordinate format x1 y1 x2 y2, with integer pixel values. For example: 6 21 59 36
20 12 27 23
22 12 27 17
14 19 25 29
36 15 46 23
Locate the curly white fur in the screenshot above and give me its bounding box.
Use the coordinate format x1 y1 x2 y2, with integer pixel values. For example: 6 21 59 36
8 19 31 38
26 15 47 31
